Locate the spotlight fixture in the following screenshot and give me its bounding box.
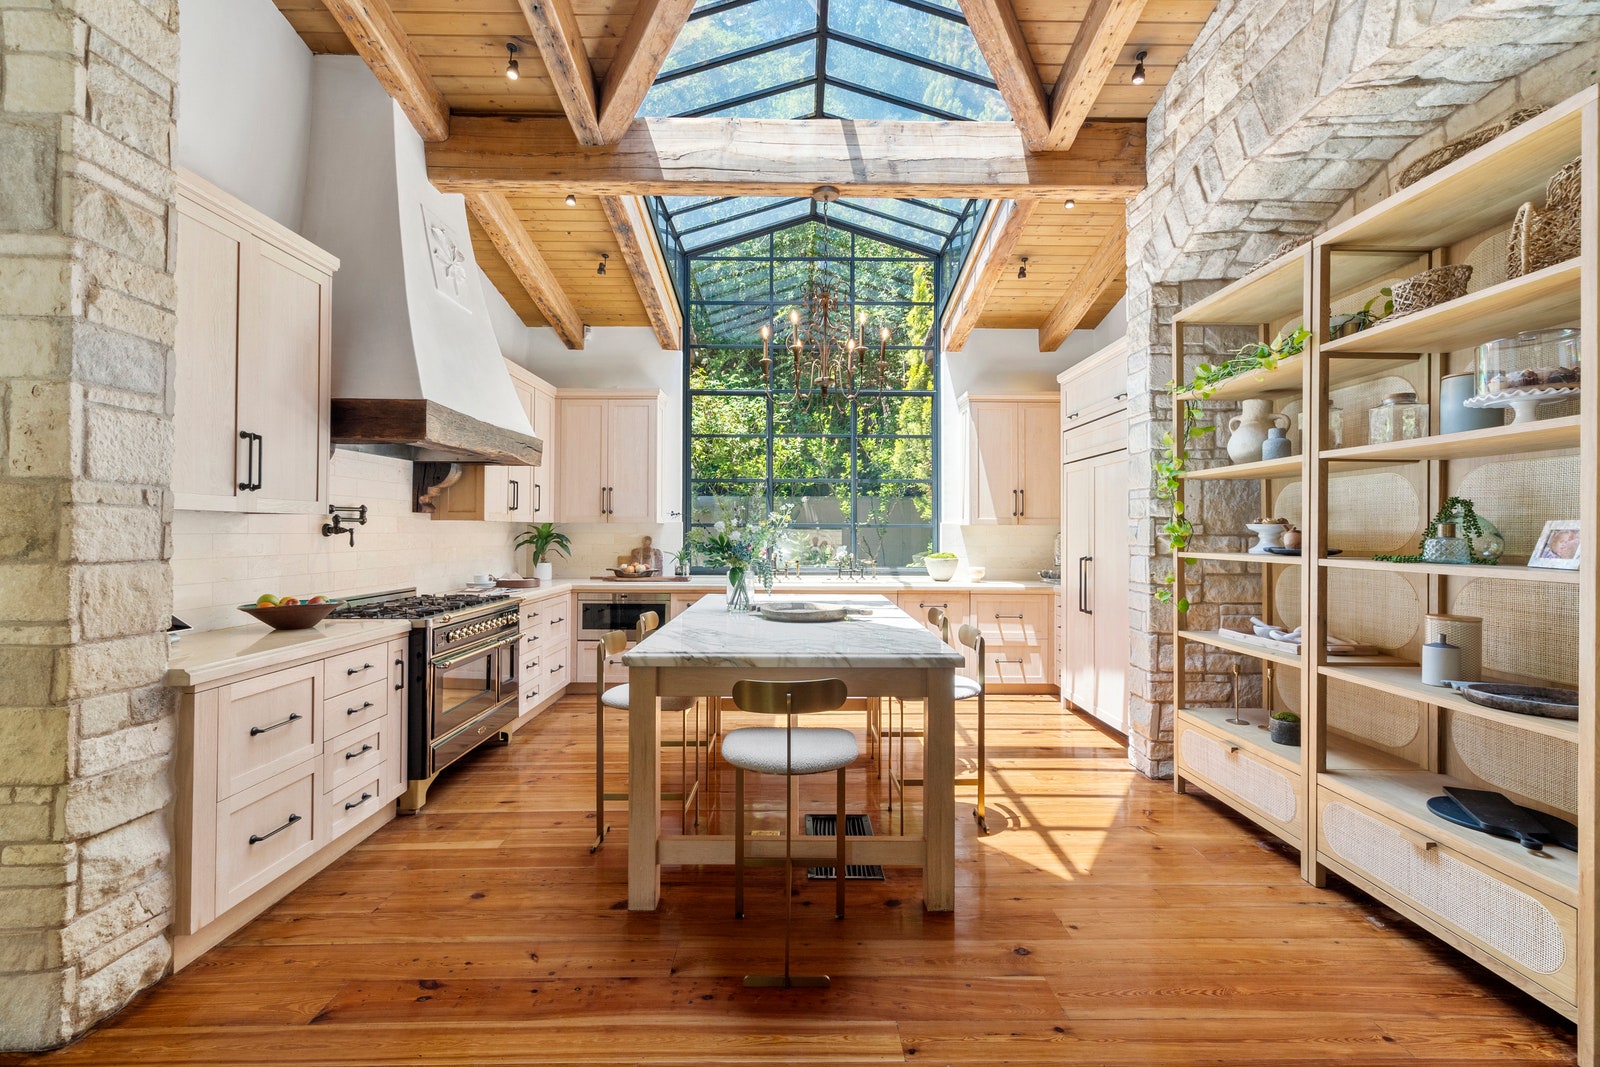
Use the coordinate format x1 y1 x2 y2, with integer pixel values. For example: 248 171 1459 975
1131 50 1147 86
1063 198 1076 210
505 43 520 81
597 252 609 276
564 193 577 207
1017 257 1028 280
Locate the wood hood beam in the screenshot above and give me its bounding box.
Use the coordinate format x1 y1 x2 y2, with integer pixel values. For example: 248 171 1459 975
958 0 1049 151
600 196 682 350
1043 0 1150 152
518 0 603 143
597 0 696 145
465 192 588 350
1039 217 1126 352
940 199 1036 353
320 0 450 142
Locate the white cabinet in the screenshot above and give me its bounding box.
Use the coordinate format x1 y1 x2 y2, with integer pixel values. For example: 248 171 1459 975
557 391 666 523
432 362 556 524
958 395 1059 525
173 170 336 514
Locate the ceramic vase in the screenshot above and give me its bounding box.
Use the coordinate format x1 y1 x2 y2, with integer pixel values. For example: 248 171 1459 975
533 562 553 581
1260 426 1292 460
1246 522 1290 554
1228 399 1290 464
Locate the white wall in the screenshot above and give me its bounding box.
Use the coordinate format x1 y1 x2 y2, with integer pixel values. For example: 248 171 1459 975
176 0 312 229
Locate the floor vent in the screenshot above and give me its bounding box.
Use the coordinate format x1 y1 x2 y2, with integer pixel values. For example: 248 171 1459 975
803 813 884 880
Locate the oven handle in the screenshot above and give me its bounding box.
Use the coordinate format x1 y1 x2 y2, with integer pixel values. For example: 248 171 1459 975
432 631 520 670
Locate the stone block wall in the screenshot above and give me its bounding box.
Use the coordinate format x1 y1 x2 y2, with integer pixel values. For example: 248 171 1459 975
0 0 176 1049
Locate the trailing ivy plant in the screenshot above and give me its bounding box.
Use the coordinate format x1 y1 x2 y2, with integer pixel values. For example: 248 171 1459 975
1154 325 1312 610
1371 496 1500 564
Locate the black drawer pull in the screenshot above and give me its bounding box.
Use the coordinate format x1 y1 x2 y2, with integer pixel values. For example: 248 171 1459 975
345 743 374 760
525 688 541 701
394 657 405 691
249 713 302 736
346 701 374 716
551 616 564 624
346 662 373 676
343 792 373 812
918 602 949 609
550 664 564 674
993 613 1025 620
248 812 301 845
994 656 1024 664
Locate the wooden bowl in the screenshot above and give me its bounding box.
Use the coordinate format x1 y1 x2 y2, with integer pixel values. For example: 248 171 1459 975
238 602 340 630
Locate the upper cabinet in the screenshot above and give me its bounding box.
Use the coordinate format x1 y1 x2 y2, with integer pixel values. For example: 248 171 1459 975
958 394 1060 525
557 391 667 524
173 171 337 514
431 361 558 523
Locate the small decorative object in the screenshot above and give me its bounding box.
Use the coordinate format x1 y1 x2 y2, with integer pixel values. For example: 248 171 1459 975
495 573 541 588
1528 519 1580 570
1422 522 1473 564
1225 664 1248 725
922 552 959 581
1245 519 1290 554
1420 635 1462 686
683 508 792 610
238 599 341 630
726 565 752 612
1388 264 1472 319
1508 156 1581 279
1328 288 1393 339
1425 614 1482 682
1450 681 1580 721
1439 371 1502 435
1367 391 1429 444
1227 399 1291 464
968 566 986 582
1373 496 1501 565
1260 426 1292 460
628 536 666 575
1467 328 1581 424
1281 527 1302 550
1396 106 1546 189
756 601 848 623
515 522 571 582
1269 710 1301 746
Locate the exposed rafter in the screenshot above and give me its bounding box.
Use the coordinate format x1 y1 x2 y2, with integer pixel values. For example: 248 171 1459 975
957 0 1049 150
600 196 682 350
428 117 1146 200
1039 218 1127 351
320 0 450 142
1044 0 1150 151
597 0 696 144
464 192 587 350
517 0 602 143
940 199 1036 353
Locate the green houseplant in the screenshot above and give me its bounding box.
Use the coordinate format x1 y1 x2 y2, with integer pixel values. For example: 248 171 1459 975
514 522 571 581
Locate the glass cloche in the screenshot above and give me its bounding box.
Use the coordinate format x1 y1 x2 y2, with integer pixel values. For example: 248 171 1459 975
1469 328 1581 423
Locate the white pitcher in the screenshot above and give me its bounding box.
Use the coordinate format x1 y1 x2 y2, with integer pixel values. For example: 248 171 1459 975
1227 399 1291 465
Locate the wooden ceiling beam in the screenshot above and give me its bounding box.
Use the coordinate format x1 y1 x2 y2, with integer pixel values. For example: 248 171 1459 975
517 0 603 143
1043 0 1150 151
940 199 1036 353
958 0 1050 150
600 195 682 350
464 192 587 350
428 117 1146 200
1039 217 1127 351
597 0 696 145
320 0 450 142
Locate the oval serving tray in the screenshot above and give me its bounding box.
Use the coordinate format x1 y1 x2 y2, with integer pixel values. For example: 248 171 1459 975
756 601 849 623
1452 682 1579 721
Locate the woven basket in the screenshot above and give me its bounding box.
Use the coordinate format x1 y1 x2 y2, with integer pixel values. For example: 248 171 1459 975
1397 106 1547 189
1508 157 1582 279
1389 264 1472 318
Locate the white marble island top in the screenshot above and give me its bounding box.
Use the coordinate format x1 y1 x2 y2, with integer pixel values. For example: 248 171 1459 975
622 594 965 670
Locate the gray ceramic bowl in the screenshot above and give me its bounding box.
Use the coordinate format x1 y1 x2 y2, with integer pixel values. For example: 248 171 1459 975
1453 682 1579 721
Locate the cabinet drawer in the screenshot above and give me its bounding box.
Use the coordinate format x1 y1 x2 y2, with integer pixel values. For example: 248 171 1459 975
322 721 386 794
217 663 320 801
323 771 386 841
545 646 570 692
543 596 571 637
519 625 551 664
1318 792 1576 1007
323 643 388 698
519 653 545 714
520 596 547 626
1176 719 1301 844
973 595 1048 647
986 645 1048 686
324 677 387 734
576 639 625 686
1059 351 1128 425
1062 410 1128 463
217 767 317 913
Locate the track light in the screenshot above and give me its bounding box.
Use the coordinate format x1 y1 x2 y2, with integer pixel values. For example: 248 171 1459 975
597 253 609 276
1063 198 1076 210
1131 50 1147 85
505 43 520 81
564 193 577 207
1017 257 1028 280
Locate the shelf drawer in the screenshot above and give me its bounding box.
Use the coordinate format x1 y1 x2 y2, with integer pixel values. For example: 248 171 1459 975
217 766 317 913
324 677 387 734
323 770 386 841
985 645 1048 686
217 662 319 802
323 642 388 698
322 721 386 794
973 595 1048 646
1318 792 1576 1009
1176 719 1301 844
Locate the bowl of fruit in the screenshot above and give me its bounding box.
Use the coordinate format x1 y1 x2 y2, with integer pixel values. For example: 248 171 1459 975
239 594 340 630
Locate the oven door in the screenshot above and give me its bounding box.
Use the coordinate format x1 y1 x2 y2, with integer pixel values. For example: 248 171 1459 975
579 597 669 637
430 633 518 741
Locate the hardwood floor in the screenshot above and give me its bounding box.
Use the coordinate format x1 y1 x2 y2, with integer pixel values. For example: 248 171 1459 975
6 696 1577 1065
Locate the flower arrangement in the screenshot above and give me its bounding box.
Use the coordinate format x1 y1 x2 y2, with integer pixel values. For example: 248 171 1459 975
682 506 792 608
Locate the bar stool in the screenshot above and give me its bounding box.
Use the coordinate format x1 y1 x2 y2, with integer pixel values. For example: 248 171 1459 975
889 608 986 833
590 615 700 854
724 677 855 988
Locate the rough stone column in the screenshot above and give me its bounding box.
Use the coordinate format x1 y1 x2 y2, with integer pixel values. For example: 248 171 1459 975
0 0 177 1048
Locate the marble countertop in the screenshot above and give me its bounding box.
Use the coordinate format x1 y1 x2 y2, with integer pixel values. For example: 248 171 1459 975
167 619 412 689
622 594 965 669
536 576 1060 594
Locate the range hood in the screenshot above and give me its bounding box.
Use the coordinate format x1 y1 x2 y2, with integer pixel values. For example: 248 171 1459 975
301 56 540 467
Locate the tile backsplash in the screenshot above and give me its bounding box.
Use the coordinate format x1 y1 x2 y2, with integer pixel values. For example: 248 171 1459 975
939 524 1057 580
171 449 521 631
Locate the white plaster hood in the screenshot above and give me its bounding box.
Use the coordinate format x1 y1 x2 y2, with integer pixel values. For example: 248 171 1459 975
300 56 539 466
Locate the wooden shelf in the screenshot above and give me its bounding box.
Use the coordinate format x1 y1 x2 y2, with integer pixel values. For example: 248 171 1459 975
1323 416 1580 464
1320 663 1579 743
1174 247 1306 326
1320 556 1580 584
1180 550 1300 566
1177 706 1303 768
1176 352 1416 402
1181 455 1300 482
1322 259 1582 356
1179 629 1405 670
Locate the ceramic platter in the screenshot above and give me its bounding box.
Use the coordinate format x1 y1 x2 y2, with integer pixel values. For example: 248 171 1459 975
1454 682 1580 721
756 601 849 623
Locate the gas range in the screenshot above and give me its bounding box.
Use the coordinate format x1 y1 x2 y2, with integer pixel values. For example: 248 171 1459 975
330 589 512 622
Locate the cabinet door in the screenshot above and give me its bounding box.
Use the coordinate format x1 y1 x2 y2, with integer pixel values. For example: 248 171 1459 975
1062 462 1096 709
480 465 513 523
966 402 1020 525
1090 451 1130 732
1018 402 1062 524
530 385 557 521
557 397 607 522
173 205 243 502
237 244 327 506
386 638 409 798
604 398 657 523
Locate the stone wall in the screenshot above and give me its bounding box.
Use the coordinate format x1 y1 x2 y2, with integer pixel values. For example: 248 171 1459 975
1120 0 1600 776
0 0 177 1048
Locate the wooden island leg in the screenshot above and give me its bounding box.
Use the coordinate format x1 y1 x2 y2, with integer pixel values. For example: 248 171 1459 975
923 666 956 912
628 665 662 910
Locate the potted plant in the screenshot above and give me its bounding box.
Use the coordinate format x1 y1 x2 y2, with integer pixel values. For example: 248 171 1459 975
514 522 571 582
921 551 959 582
1269 710 1301 747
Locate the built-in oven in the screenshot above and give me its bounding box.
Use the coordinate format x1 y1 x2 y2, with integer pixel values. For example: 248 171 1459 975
577 591 672 640
413 603 523 787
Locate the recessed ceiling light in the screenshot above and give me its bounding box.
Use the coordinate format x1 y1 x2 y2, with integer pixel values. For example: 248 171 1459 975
1131 50 1147 86
505 43 520 81
564 193 577 207
1063 198 1076 210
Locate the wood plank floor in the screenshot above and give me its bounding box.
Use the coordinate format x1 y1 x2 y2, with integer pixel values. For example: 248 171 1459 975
4 696 1578 1065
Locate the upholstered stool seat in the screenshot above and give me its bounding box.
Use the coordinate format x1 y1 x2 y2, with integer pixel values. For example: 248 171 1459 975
722 726 859 776
601 685 696 713
952 675 983 701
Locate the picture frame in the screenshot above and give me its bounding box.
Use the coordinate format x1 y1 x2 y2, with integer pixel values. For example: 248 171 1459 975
1528 520 1581 570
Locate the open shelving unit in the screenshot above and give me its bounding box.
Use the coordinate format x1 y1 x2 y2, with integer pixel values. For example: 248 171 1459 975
1170 85 1596 1051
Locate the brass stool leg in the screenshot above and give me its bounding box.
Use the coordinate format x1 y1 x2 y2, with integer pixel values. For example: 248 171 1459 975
591 700 610 853
744 767 829 988
734 767 745 919
835 767 846 920
973 691 988 833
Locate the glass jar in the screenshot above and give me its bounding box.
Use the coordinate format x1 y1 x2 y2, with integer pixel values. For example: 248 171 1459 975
1476 328 1581 400
1422 521 1472 564
1368 392 1429 443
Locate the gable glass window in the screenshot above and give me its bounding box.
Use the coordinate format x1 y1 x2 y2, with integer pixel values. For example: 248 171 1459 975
685 222 937 571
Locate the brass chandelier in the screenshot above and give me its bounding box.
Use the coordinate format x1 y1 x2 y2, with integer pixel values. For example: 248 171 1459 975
758 187 892 411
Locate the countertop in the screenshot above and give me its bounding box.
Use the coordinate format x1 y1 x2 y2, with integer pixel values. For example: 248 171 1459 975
167 619 411 689
503 576 1061 595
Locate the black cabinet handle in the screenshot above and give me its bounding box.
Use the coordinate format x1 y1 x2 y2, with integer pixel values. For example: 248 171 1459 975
525 688 541 701
534 483 542 513
994 613 1025 620
248 812 301 845
1078 556 1094 615
550 663 564 674
343 793 372 812
1010 489 1018 517
344 743 374 760
237 431 262 491
347 662 373 676
1019 488 1024 516
256 432 264 490
394 657 404 691
249 712 302 737
345 700 374 716
509 479 520 512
